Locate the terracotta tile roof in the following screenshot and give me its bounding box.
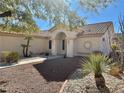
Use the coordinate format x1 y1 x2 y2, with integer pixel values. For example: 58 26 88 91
0 21 114 38
77 21 113 36
0 31 48 38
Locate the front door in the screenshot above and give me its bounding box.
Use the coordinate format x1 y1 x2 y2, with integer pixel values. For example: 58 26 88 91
58 39 66 55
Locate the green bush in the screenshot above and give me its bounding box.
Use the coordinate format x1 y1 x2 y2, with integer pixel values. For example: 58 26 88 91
1 51 19 64
83 54 110 76
1 51 11 62
8 52 19 63
82 54 111 90
111 44 118 51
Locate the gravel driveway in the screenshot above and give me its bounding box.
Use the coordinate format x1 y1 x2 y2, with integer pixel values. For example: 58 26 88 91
0 57 82 93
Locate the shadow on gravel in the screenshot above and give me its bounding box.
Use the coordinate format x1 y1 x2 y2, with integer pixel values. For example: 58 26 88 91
33 57 82 82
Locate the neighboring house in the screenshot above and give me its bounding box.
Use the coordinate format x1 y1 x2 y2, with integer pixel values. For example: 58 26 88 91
0 21 114 57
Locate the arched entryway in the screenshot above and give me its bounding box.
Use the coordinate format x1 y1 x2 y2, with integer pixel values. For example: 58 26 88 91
55 32 67 55
51 30 76 57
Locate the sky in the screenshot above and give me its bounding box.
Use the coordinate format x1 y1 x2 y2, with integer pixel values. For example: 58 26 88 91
35 0 124 32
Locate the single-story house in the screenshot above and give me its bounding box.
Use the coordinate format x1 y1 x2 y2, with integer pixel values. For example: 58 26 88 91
0 21 115 57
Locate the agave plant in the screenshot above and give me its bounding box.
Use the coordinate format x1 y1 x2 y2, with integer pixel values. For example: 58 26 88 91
83 54 111 90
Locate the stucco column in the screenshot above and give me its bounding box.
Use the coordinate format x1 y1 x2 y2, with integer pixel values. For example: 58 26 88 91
52 39 57 55
66 38 74 57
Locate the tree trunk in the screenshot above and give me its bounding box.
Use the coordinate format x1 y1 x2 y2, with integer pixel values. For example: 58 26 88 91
23 47 26 57
95 74 105 90
95 74 110 93
121 50 124 67
25 38 30 57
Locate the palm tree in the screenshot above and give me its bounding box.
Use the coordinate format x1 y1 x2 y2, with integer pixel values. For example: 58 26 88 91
83 54 110 91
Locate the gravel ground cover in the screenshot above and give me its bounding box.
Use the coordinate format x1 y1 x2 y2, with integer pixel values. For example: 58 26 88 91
0 57 82 93
62 69 124 93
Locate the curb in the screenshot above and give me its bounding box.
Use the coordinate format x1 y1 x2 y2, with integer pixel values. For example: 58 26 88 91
59 69 78 93
59 80 68 93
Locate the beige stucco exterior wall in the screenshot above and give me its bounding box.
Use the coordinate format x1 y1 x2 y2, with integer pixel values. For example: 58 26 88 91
0 36 24 56
74 33 113 56
100 24 114 55
101 31 111 55
74 36 103 56
74 22 115 56
0 35 48 56
0 22 115 57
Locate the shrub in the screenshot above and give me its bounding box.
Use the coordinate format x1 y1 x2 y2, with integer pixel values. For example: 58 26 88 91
8 52 19 63
111 44 118 51
109 64 123 76
82 54 111 90
110 44 119 63
1 51 19 64
1 51 11 62
83 54 110 76
109 66 120 76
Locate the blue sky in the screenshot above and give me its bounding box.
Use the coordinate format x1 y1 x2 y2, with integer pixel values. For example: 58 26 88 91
35 0 124 32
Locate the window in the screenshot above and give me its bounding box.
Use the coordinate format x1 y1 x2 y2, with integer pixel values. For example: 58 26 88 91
102 38 105 41
62 40 65 50
49 40 52 49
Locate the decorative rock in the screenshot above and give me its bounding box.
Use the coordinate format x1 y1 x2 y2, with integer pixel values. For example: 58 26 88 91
62 69 124 93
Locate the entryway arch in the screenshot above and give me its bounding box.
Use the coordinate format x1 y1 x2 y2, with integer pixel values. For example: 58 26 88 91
51 30 76 57
55 32 67 55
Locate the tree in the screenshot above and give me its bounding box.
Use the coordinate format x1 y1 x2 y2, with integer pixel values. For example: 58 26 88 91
118 16 124 66
21 34 32 57
21 24 39 57
83 54 110 92
76 0 114 12
0 0 115 32
0 0 115 57
0 0 40 33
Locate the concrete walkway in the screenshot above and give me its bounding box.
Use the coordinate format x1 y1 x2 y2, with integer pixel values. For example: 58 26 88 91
0 55 64 69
